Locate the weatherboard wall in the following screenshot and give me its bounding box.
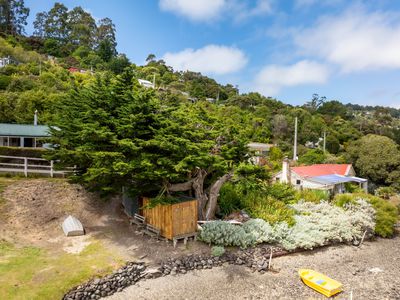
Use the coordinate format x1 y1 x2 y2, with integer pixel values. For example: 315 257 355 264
142 197 197 240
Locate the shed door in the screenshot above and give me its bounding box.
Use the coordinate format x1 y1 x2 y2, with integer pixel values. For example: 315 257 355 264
172 203 195 236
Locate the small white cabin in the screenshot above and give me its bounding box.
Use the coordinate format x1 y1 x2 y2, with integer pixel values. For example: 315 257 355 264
274 159 368 194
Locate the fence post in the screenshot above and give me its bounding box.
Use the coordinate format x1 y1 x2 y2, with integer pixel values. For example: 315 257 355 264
50 160 54 178
24 157 28 177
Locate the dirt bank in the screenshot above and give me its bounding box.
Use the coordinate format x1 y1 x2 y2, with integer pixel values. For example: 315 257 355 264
0 178 208 261
109 236 400 300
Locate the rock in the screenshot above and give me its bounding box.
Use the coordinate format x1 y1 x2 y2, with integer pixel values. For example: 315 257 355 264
93 279 100 285
369 267 384 273
236 258 244 265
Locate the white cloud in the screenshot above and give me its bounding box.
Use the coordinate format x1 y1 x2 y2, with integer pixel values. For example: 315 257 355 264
294 8 400 73
294 0 343 9
254 60 330 96
232 0 272 21
159 0 272 22
163 45 247 75
159 0 226 22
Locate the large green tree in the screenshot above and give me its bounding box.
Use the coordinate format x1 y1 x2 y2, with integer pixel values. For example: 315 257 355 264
346 134 400 189
51 72 250 220
33 2 69 40
0 0 29 36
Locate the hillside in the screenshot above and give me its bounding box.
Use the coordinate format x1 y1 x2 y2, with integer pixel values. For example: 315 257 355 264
1 0 400 193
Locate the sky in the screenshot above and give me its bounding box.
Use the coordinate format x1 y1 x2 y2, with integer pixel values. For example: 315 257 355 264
24 0 400 108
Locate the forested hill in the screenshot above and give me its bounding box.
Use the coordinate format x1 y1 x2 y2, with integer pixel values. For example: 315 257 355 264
1 1 400 192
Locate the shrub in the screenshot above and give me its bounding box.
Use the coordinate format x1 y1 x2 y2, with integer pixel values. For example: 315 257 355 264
211 246 225 257
294 189 329 203
375 186 396 199
0 75 11 90
0 146 46 158
334 193 398 238
241 219 273 243
298 149 327 165
218 180 295 224
278 200 375 250
218 182 242 216
198 221 256 248
366 195 398 237
265 183 295 204
242 194 295 226
199 200 375 251
333 193 356 207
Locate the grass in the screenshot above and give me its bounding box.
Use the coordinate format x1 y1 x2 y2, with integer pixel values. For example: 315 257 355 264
0 240 124 300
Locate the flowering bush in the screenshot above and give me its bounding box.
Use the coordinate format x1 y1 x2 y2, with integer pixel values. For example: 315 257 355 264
199 200 376 251
277 200 375 250
334 193 398 237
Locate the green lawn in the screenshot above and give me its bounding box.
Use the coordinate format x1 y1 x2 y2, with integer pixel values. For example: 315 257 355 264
0 241 124 300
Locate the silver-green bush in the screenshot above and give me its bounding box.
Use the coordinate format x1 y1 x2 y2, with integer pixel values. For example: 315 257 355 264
199 200 376 251
211 246 225 257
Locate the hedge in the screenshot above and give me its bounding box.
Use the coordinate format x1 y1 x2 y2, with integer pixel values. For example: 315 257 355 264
0 146 47 158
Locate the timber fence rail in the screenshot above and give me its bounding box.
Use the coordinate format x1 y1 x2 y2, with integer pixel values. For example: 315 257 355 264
0 155 68 177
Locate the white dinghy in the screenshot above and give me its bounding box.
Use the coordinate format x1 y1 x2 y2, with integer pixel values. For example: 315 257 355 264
62 215 85 236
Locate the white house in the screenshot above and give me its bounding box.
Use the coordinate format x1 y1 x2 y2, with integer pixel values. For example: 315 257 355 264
138 79 154 89
0 111 51 148
247 142 274 166
274 158 368 194
0 56 18 68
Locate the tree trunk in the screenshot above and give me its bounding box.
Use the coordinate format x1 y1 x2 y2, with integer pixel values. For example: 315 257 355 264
192 169 208 219
167 180 194 192
166 169 232 220
204 172 233 220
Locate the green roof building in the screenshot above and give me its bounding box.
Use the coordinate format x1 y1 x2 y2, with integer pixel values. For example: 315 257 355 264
0 123 51 148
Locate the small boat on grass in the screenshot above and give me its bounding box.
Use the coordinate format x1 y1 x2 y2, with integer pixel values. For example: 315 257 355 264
299 269 343 297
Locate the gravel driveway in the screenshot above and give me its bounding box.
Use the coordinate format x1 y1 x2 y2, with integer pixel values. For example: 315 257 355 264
109 236 400 300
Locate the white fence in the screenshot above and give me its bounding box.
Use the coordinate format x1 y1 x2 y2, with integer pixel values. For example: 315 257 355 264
0 155 66 177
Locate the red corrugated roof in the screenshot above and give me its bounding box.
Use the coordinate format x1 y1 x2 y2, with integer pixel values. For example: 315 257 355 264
291 164 351 177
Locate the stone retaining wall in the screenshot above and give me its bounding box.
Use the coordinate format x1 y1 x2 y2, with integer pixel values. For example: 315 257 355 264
63 246 288 300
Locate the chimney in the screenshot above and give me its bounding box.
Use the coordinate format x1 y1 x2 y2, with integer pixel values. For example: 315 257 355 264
281 157 291 184
34 110 38 126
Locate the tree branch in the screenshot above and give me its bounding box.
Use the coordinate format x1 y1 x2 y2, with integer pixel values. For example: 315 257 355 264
204 171 234 220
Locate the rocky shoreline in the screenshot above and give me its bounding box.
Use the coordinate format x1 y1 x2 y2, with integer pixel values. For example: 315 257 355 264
63 246 288 300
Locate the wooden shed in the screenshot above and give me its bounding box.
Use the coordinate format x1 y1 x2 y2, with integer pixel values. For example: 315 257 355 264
142 197 198 240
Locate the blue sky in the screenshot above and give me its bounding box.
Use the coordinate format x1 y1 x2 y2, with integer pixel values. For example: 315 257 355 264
25 0 400 107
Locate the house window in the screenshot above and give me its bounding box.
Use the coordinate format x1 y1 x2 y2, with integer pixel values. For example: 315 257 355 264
296 179 301 185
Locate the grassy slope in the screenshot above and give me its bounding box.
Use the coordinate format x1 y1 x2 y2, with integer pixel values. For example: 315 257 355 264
0 241 123 300
0 177 124 300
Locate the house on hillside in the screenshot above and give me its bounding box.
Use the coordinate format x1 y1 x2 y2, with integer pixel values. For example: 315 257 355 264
248 142 274 166
0 123 51 148
0 56 18 68
0 112 51 148
274 158 368 194
138 79 154 89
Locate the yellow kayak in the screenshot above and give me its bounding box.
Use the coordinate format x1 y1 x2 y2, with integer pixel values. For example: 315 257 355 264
299 269 343 297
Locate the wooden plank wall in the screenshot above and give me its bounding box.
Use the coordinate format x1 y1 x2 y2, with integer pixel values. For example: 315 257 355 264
142 197 173 239
142 198 197 240
172 200 197 237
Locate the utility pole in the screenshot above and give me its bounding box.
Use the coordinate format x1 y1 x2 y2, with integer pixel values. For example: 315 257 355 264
293 117 298 161
323 131 326 153
153 74 156 89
